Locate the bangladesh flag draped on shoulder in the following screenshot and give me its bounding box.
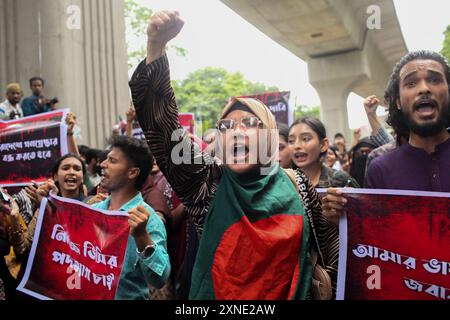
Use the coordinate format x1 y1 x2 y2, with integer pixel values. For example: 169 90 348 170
189 165 312 300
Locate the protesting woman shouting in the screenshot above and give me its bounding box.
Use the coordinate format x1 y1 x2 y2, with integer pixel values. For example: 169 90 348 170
5 153 87 258
129 10 334 300
288 118 359 296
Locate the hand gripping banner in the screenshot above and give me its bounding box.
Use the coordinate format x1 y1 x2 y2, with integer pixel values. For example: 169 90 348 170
17 194 130 300
336 189 450 300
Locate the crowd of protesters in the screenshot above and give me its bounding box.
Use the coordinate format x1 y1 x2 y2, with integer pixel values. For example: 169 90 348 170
1 9 449 300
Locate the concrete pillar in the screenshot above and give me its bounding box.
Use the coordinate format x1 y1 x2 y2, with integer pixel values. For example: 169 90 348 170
0 0 129 148
307 36 393 143
308 52 365 141
313 81 353 141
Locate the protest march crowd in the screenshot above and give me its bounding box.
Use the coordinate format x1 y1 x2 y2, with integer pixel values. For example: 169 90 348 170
0 10 449 300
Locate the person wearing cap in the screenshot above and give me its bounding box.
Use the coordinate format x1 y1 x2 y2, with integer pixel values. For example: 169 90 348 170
0 83 23 120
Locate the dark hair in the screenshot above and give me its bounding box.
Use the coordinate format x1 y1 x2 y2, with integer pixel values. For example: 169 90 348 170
277 122 290 141
289 117 327 156
78 145 90 158
385 50 450 142
85 148 101 164
349 138 377 187
334 133 345 140
328 145 339 158
290 117 327 140
98 149 109 163
95 149 110 176
52 153 86 197
109 136 152 190
29 77 45 87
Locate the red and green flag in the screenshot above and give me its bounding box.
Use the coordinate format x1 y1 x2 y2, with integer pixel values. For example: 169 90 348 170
189 166 312 300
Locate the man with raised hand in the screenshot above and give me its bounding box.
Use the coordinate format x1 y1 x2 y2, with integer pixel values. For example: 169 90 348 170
323 50 450 224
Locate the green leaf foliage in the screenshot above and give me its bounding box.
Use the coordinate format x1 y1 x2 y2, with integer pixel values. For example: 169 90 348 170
124 0 152 69
124 0 152 37
171 67 278 131
293 105 321 120
441 25 450 63
124 0 187 70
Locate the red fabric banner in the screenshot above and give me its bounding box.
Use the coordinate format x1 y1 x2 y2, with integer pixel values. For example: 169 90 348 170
0 109 69 186
337 189 450 300
235 91 292 125
17 194 130 300
125 113 195 139
178 113 195 134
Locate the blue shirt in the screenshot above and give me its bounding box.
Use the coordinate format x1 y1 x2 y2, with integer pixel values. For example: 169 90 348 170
21 95 52 117
92 192 170 299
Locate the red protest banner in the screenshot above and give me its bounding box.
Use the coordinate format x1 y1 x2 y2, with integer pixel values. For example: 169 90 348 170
17 194 130 300
337 189 450 300
235 91 292 125
179 113 195 134
124 113 195 141
0 108 67 123
0 109 69 186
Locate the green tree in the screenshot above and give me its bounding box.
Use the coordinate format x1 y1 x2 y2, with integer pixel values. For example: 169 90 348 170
124 0 187 70
293 105 321 120
124 0 152 70
172 67 278 131
441 25 450 62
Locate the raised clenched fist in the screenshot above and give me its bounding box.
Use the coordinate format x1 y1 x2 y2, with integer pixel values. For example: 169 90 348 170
363 95 380 116
126 106 136 123
128 205 150 238
65 112 77 133
146 10 184 63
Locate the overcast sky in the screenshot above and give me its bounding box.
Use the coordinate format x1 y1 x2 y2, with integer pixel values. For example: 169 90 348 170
132 0 450 129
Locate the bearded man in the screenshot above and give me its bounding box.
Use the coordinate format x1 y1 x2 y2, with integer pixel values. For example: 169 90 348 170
366 50 450 191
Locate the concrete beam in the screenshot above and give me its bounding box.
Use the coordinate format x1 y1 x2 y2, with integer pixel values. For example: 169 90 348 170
220 0 407 142
307 31 395 142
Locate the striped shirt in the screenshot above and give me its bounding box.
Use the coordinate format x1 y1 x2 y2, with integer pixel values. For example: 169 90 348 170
129 54 339 298
369 126 394 147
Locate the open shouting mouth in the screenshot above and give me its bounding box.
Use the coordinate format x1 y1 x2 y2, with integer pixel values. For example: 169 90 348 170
64 176 79 188
413 98 438 118
293 152 308 163
232 142 249 161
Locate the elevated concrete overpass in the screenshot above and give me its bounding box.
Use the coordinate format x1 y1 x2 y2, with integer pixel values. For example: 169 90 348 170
220 0 408 139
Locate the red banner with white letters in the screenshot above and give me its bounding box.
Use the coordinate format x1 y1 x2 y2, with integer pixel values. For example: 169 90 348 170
236 91 292 125
337 189 450 300
17 194 130 300
0 109 69 186
125 113 196 141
